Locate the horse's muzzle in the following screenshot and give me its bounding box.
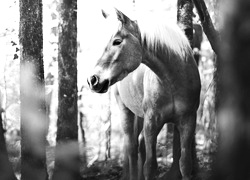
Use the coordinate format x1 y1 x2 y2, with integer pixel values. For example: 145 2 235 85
87 75 109 93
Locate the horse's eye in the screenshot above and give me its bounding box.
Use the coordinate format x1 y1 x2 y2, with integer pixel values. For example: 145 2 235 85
113 39 122 46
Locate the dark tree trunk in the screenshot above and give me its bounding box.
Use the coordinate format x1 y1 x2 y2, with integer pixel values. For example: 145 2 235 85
0 112 17 180
214 0 250 179
177 0 194 46
19 0 48 180
52 0 81 180
193 0 220 55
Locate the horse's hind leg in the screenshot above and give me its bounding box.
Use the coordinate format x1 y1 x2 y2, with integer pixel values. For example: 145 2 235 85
162 125 182 180
177 113 197 180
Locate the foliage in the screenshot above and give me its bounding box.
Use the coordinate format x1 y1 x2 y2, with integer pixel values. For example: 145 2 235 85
204 0 219 26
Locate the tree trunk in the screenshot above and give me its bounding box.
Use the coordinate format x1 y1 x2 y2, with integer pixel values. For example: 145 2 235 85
52 0 81 179
19 0 48 180
0 112 17 180
214 0 250 179
177 0 194 46
105 91 111 161
79 112 87 167
193 0 220 55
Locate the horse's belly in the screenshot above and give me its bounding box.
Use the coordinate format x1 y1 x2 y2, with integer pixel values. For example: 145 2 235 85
117 65 146 117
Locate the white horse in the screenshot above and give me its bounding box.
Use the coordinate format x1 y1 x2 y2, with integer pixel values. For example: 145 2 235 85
87 9 201 180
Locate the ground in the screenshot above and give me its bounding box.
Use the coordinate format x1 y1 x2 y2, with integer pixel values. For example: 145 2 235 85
78 148 215 180
7 132 215 180
6 119 216 180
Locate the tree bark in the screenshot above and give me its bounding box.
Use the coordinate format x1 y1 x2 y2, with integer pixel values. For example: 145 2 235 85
214 0 250 179
19 0 48 180
52 0 81 179
193 0 220 55
105 91 111 161
177 0 194 46
0 112 17 180
79 112 87 167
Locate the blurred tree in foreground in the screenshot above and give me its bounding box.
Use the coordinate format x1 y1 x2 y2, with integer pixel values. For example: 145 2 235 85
19 0 48 179
51 0 81 180
0 109 17 180
214 0 250 179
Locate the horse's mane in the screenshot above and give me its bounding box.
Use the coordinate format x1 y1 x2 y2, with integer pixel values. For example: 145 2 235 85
102 8 192 59
136 13 192 59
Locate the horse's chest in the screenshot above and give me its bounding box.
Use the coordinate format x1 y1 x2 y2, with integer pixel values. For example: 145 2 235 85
117 65 174 119
117 65 146 117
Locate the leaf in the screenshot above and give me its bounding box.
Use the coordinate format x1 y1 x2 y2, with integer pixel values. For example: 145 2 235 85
13 54 18 60
11 41 17 46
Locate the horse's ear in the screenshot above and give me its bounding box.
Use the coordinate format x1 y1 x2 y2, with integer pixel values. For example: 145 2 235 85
102 9 109 19
115 8 130 24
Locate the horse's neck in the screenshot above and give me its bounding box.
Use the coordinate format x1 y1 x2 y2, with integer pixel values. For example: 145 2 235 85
142 48 184 84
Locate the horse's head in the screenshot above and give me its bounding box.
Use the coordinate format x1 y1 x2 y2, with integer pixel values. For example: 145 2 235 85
87 9 142 93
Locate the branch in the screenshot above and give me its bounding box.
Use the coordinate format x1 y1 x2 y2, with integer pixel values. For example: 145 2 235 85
193 0 220 55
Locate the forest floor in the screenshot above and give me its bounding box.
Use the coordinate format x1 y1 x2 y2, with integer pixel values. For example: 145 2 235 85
9 144 215 180
78 148 215 180
7 127 216 180
77 128 217 180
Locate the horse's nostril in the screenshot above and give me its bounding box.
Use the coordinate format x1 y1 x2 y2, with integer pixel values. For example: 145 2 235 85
90 75 99 87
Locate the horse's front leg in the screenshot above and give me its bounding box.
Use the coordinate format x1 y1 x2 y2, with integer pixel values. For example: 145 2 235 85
143 112 163 180
135 117 145 180
177 113 196 180
114 87 138 180
120 107 138 180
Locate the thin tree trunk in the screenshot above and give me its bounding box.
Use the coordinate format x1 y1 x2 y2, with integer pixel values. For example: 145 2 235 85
105 91 111 161
0 112 17 180
193 0 220 55
79 112 87 167
52 0 81 179
177 0 194 46
19 0 48 180
214 0 250 179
